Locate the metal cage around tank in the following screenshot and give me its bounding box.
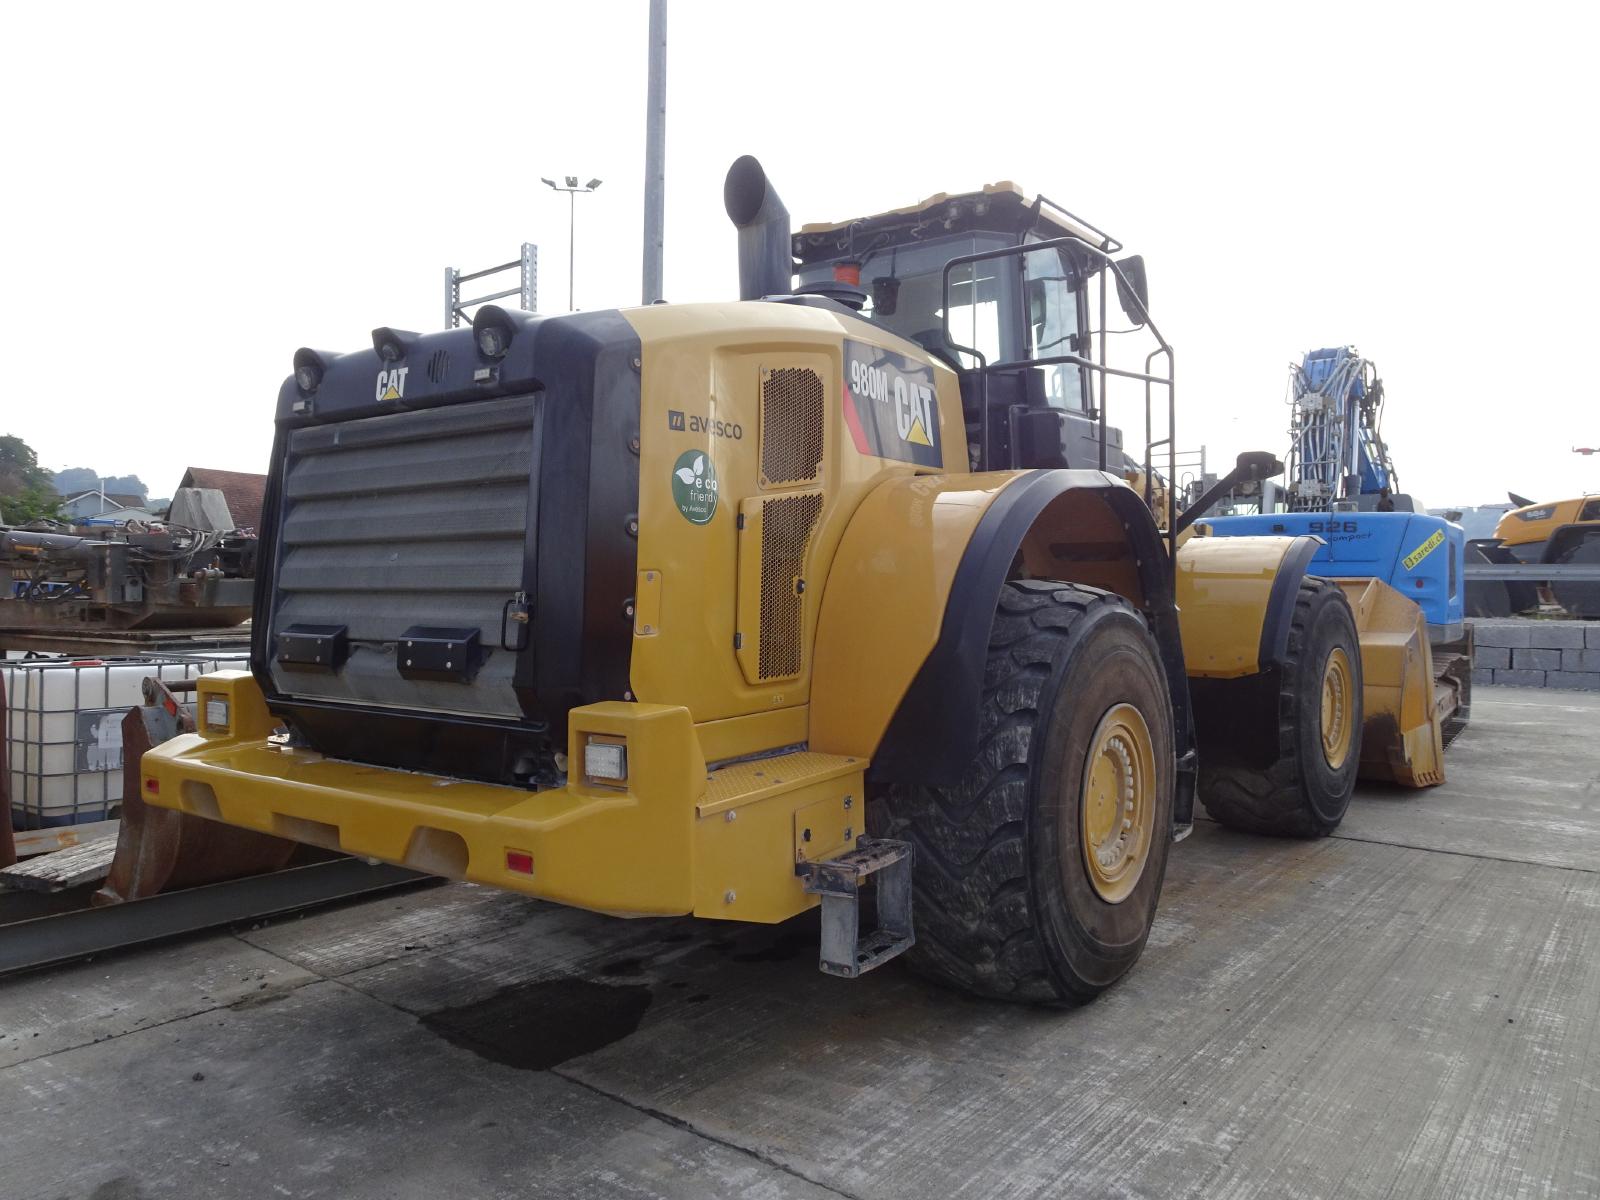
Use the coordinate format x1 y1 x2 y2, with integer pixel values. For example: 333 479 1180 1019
3 654 246 829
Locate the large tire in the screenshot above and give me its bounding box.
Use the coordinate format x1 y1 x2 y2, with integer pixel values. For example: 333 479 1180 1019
1550 530 1600 618
1199 577 1361 837
872 581 1175 1005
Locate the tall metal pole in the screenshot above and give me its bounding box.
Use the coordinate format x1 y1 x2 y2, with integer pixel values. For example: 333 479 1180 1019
642 0 667 304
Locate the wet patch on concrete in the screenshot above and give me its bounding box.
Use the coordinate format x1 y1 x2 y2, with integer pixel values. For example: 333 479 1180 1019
420 977 652 1071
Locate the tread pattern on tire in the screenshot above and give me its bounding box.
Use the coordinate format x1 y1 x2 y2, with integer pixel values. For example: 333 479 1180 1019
872 580 1145 1005
1198 577 1352 838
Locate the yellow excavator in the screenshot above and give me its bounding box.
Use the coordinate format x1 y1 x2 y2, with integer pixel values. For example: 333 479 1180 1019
137 158 1462 1004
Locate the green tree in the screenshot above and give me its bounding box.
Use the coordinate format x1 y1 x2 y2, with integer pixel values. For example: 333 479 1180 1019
1 483 63 523
0 435 62 523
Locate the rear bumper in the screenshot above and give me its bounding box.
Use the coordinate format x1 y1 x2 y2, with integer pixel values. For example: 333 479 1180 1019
141 672 704 916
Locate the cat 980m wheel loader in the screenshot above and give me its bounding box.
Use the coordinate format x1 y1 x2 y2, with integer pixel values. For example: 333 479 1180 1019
142 158 1460 1003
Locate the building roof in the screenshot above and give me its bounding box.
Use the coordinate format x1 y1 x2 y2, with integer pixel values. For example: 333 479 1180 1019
61 490 148 510
177 467 267 531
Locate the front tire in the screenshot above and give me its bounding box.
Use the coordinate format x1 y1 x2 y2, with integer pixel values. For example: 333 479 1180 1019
1199 577 1362 837
872 581 1175 1005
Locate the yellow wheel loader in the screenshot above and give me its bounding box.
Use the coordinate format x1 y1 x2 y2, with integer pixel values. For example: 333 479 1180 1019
142 158 1460 1003
1467 492 1600 617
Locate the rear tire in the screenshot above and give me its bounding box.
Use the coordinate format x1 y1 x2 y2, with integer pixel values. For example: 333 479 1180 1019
872 581 1175 1005
1199 577 1362 837
1550 531 1600 618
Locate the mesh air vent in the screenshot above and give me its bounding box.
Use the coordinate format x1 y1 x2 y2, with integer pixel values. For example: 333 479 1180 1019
760 367 824 486
758 492 824 680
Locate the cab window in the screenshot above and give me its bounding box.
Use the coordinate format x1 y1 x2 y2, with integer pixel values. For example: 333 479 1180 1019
794 233 1016 367
1023 244 1086 413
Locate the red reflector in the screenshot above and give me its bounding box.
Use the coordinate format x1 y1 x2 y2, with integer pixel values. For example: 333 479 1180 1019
144 777 159 794
833 261 861 286
505 850 534 875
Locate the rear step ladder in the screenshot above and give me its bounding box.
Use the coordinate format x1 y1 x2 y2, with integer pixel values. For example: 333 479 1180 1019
800 838 914 978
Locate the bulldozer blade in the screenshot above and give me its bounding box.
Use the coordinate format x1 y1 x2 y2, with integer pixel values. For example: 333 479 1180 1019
1332 578 1455 788
1465 539 1539 617
95 706 296 905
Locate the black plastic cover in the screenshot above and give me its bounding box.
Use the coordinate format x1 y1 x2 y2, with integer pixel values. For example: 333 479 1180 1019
276 624 348 671
397 626 482 684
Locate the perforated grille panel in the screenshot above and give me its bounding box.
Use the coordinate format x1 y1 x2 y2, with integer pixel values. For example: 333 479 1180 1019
758 492 823 680
760 367 824 486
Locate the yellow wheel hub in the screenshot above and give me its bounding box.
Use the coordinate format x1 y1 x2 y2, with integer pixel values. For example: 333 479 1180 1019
1320 646 1355 769
1080 703 1156 904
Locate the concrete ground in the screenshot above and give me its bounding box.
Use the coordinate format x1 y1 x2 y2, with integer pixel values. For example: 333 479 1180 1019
2 687 1596 1200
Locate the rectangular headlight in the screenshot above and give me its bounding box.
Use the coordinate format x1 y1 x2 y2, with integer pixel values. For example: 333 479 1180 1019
584 739 627 783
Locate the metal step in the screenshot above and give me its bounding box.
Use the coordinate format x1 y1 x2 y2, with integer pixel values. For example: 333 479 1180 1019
800 837 914 978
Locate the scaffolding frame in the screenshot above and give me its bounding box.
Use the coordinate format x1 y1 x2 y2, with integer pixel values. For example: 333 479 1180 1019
445 243 538 328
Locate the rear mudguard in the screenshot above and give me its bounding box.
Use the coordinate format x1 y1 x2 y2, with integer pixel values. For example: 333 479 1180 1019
837 469 1195 829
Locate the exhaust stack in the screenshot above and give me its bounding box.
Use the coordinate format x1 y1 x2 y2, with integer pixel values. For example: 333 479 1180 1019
724 156 792 300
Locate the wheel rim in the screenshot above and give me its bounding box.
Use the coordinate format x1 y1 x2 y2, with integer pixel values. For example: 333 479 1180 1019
1320 646 1355 769
1080 703 1156 904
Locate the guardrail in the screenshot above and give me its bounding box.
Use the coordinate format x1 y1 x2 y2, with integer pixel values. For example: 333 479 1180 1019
1464 563 1600 581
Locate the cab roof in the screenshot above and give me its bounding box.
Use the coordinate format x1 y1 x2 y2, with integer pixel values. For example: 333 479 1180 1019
793 181 1119 265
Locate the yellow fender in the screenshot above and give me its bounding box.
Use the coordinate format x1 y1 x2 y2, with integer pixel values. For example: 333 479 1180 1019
812 468 1194 809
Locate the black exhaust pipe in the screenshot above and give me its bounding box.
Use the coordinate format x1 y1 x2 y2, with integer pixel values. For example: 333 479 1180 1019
724 155 792 300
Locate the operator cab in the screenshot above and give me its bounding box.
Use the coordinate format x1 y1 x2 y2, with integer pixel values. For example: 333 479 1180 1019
790 183 1154 476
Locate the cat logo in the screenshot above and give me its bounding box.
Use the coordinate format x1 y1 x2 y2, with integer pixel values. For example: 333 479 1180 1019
841 339 941 468
375 367 409 402
898 390 935 448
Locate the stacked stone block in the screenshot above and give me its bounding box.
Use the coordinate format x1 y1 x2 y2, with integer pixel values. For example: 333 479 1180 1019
1469 620 1600 690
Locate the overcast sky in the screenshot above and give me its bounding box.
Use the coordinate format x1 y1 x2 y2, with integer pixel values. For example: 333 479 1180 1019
3 0 1594 508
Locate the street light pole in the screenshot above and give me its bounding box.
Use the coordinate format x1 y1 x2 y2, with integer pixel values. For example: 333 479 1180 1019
541 176 603 311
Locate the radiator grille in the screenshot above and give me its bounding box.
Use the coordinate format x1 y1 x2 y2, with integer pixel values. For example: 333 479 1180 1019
270 394 536 719
757 492 823 680
760 367 824 486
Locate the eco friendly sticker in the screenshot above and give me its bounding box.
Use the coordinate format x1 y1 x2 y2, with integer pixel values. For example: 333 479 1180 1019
671 450 719 524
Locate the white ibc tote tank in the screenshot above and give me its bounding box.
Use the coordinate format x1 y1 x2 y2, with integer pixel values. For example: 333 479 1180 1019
3 654 249 828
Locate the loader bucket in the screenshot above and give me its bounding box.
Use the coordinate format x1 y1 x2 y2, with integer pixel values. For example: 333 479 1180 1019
1332 578 1454 787
95 704 296 905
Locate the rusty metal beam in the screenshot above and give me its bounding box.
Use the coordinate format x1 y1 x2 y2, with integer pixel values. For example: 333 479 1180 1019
0 858 429 977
